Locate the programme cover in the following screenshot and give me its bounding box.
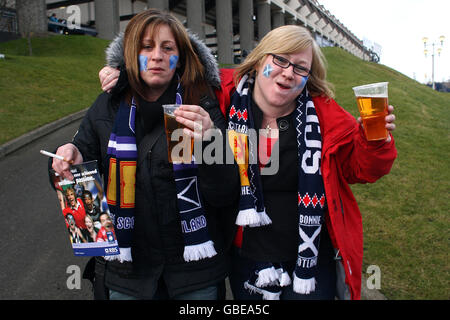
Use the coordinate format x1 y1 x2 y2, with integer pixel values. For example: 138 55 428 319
50 160 120 257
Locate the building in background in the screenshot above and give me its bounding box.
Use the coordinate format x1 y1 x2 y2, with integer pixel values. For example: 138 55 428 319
1 0 375 65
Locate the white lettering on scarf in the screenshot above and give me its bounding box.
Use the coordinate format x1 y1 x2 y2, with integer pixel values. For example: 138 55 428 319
181 216 207 233
297 256 318 268
301 101 322 175
299 215 322 226
228 122 248 134
116 216 135 229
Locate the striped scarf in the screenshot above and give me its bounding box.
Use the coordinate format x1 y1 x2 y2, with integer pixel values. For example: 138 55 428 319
227 75 326 299
105 79 216 263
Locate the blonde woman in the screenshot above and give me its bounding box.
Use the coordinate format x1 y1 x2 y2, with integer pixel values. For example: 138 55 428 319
82 215 98 242
225 25 396 300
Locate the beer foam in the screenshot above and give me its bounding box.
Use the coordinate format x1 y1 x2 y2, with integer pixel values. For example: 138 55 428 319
356 93 388 98
352 82 388 98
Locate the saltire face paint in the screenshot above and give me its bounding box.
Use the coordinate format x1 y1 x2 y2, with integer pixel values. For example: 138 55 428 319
263 64 273 77
139 55 148 71
169 55 179 70
294 75 309 92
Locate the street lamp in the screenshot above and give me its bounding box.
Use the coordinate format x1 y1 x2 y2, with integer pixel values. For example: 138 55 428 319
423 36 445 90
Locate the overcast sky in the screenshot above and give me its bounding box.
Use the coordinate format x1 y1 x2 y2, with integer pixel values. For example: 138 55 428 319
318 0 450 84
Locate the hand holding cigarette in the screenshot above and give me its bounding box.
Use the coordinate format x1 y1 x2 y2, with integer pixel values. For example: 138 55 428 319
43 143 84 180
40 150 74 164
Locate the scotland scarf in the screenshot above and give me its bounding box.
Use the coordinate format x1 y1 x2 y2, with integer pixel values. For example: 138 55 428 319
171 81 217 262
105 98 137 262
227 75 326 298
105 80 216 263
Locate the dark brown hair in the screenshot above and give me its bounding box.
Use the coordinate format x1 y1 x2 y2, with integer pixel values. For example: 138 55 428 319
123 9 212 103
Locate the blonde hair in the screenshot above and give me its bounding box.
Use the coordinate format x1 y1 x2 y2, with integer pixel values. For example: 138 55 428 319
234 25 334 98
123 9 210 103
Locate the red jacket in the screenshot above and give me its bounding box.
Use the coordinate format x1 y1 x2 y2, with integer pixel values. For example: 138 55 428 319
215 69 397 300
63 198 87 230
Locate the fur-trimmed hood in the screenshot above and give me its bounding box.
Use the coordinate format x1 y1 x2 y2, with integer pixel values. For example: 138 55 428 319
105 30 221 88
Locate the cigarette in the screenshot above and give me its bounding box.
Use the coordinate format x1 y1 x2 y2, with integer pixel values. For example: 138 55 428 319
40 150 74 164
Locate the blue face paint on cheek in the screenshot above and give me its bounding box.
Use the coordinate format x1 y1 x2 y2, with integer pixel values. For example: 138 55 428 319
294 75 309 91
139 55 148 71
263 64 273 77
169 55 179 70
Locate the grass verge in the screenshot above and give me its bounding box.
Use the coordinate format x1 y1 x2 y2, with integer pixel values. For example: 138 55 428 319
0 35 109 144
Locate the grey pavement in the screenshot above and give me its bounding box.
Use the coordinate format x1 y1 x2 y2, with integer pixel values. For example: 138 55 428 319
0 111 386 300
0 116 92 299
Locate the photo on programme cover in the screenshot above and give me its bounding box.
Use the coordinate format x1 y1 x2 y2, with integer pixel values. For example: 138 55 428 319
49 160 120 257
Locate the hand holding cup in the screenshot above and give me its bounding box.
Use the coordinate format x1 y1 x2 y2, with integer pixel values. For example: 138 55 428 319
353 82 395 142
357 104 396 142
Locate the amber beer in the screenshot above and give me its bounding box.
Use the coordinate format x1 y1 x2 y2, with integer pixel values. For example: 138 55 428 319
356 96 389 141
163 105 193 163
353 82 389 141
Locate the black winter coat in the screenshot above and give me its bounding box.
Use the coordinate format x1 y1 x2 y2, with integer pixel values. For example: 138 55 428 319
73 82 239 298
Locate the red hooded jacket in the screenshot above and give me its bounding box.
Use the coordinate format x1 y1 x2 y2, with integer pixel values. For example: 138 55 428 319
215 69 397 299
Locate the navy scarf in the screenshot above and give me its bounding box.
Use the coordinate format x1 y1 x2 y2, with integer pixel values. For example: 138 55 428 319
105 79 216 262
227 75 326 298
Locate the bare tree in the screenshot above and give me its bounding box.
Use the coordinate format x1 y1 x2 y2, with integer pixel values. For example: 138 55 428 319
15 0 47 56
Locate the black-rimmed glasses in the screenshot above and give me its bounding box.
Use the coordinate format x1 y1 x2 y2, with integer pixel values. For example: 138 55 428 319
270 54 310 77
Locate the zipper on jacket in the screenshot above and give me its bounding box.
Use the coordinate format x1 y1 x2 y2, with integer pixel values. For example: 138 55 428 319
334 249 342 261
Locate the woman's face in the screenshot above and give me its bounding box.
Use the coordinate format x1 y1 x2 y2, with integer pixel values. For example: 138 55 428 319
253 47 312 111
66 190 76 207
138 24 180 94
85 216 93 230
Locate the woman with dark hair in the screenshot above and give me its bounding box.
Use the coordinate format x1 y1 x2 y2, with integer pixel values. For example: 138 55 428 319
52 9 239 300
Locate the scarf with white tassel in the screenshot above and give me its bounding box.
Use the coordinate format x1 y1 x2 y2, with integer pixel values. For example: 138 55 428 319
227 74 326 298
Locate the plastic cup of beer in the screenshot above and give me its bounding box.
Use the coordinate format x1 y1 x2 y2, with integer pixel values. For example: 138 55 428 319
162 104 193 163
352 82 389 141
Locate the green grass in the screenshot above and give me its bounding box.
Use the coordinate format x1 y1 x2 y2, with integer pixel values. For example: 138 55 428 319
0 36 449 299
0 35 109 144
323 47 450 300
